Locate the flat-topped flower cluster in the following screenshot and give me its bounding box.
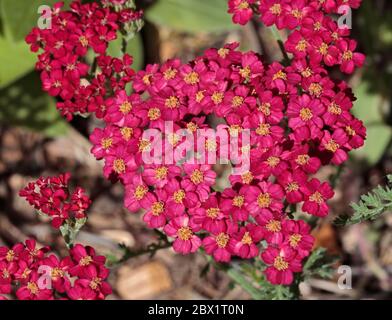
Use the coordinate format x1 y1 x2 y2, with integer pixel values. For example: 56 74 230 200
24 0 367 286
19 173 91 228
228 0 365 74
0 240 111 300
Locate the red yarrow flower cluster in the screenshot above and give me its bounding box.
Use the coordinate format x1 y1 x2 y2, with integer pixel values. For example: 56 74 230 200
26 1 367 286
228 0 365 74
0 240 111 300
25 0 142 120
19 173 91 228
87 43 365 284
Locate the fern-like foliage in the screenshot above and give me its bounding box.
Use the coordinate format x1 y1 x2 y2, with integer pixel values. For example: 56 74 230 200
335 175 392 226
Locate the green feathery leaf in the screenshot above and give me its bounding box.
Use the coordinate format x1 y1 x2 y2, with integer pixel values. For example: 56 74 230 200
334 175 392 226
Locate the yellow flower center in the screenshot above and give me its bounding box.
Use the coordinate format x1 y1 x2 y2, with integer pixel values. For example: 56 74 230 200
187 122 198 133
301 68 313 78
256 123 271 136
218 48 229 58
309 83 323 97
257 193 271 208
232 96 244 108
296 154 310 165
267 156 280 168
328 102 342 115
101 138 113 150
241 232 253 245
325 139 339 153
142 74 151 85
331 32 339 40
6 250 15 262
233 195 245 207
191 169 204 184
165 96 180 109
318 42 329 56
229 125 242 137
289 234 302 248
151 202 164 216
205 139 217 151
237 1 249 10
119 101 132 114
195 91 205 103
155 166 168 180
54 80 62 88
2 269 10 279
273 70 287 81
343 50 353 61
241 172 253 184
184 71 199 85
239 66 251 79
120 127 134 141
309 191 324 204
27 282 39 295
292 9 303 19
79 255 93 266
300 107 313 121
139 139 151 152
148 108 161 121
206 207 220 219
164 68 177 80
177 227 193 241
113 158 126 174
21 268 31 279
266 220 281 232
173 189 185 203
79 36 89 47
89 277 102 290
51 267 65 278
270 3 282 15
345 126 356 136
273 256 289 271
212 92 224 105
259 102 271 116
134 185 148 200
167 133 180 146
295 39 308 52
286 182 299 192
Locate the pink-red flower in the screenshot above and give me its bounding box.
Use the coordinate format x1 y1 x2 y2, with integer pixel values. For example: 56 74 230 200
261 245 302 285
164 215 202 254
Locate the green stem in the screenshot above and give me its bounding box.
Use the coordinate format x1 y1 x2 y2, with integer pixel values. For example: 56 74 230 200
121 37 129 55
226 268 265 300
331 164 344 188
107 236 172 267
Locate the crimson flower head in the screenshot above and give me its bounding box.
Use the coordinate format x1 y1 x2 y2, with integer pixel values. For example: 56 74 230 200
261 245 303 285
19 173 91 228
1 239 112 300
228 0 255 25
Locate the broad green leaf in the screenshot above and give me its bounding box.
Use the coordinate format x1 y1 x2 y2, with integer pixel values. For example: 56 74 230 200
352 83 383 125
0 71 68 137
1 0 71 41
351 83 392 165
352 124 392 166
0 37 36 88
107 33 144 70
145 0 237 33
